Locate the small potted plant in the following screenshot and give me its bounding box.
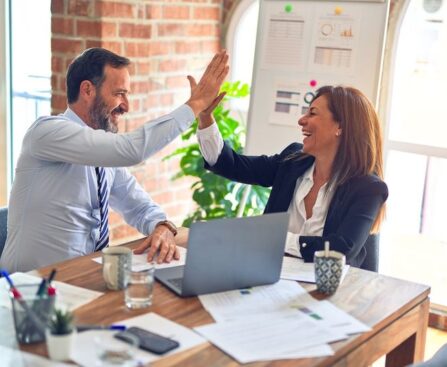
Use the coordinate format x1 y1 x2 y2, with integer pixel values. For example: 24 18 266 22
46 308 75 361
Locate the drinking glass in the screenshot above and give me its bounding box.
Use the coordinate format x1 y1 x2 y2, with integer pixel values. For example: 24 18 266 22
125 265 154 309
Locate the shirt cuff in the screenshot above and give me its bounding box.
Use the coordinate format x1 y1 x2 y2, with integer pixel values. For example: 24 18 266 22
172 104 196 132
197 122 220 138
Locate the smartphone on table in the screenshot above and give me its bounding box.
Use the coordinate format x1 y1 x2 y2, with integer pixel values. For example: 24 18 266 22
114 326 180 355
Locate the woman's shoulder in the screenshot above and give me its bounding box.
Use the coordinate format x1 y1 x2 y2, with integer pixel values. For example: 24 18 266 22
345 174 388 198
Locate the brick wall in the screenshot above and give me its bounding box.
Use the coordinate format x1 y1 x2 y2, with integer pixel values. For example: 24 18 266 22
51 0 227 243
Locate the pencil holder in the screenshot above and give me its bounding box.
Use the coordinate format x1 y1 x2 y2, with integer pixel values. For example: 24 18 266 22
10 284 56 344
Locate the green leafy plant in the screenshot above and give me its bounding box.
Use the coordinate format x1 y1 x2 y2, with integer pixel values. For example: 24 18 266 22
48 309 74 335
165 81 271 227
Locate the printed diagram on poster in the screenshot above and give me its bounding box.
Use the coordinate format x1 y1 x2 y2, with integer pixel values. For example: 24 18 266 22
309 4 362 73
261 2 313 71
269 79 317 128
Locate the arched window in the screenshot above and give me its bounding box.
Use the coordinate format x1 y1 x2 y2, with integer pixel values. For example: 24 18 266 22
224 0 259 113
381 0 447 307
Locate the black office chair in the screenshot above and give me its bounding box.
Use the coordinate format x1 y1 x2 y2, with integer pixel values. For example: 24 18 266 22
0 207 8 258
360 234 379 272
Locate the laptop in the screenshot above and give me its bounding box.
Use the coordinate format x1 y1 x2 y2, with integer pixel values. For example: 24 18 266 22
155 212 289 297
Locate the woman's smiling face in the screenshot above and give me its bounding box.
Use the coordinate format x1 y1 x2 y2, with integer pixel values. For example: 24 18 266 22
298 95 341 159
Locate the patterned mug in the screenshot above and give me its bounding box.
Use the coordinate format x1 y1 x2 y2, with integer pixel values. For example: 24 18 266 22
314 250 346 295
102 247 132 290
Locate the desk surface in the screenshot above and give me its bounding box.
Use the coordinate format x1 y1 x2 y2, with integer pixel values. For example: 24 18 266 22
19 238 430 367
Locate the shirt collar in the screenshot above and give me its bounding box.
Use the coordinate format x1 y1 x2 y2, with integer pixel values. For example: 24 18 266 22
63 107 88 127
303 163 334 191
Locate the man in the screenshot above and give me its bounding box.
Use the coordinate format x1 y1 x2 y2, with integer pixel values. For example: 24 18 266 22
0 47 228 272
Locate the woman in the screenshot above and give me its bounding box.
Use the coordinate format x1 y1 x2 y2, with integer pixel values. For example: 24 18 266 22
196 85 388 268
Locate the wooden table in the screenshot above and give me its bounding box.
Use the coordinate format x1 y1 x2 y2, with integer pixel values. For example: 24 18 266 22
14 238 430 367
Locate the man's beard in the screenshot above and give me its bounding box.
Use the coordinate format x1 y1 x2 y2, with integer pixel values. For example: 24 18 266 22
88 95 119 133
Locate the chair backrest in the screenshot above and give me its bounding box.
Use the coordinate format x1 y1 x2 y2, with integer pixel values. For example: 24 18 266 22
0 207 8 258
360 234 379 272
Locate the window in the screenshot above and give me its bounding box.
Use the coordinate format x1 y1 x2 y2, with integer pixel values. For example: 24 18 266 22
225 0 259 113
9 0 51 178
381 0 447 307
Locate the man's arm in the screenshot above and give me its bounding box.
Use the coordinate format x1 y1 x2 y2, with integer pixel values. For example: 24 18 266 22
28 50 229 167
109 168 179 263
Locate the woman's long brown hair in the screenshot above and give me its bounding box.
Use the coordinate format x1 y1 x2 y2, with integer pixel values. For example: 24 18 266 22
295 85 385 232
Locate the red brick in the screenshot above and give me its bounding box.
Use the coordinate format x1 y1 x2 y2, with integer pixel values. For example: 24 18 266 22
148 41 171 56
146 5 162 19
131 81 153 94
158 59 187 72
175 41 201 54
52 18 74 35
160 94 173 106
95 1 135 18
52 38 83 54
151 191 174 204
100 41 123 54
77 20 117 38
52 56 64 73
193 6 220 20
157 24 184 37
68 0 92 17
185 24 219 37
144 95 160 109
119 23 151 39
51 0 64 14
135 61 153 75
52 94 67 111
166 76 187 89
85 40 102 49
201 40 219 53
163 6 190 19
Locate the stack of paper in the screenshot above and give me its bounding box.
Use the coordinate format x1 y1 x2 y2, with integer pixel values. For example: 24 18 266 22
196 280 370 363
0 272 103 311
92 246 187 272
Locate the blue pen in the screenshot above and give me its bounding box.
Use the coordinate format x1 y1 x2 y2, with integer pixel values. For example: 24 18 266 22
76 324 127 332
1 269 47 332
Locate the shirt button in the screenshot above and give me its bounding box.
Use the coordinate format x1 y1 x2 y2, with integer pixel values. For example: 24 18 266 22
302 242 307 248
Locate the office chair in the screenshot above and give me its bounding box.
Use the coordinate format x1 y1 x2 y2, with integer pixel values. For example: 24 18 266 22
0 207 8 258
409 343 447 367
360 234 379 272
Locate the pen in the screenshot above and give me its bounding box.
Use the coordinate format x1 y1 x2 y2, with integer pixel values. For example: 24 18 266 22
76 324 127 332
35 278 47 297
1 269 22 299
46 268 57 296
1 269 47 332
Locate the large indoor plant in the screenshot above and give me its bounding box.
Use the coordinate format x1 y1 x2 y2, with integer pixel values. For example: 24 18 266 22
166 81 271 227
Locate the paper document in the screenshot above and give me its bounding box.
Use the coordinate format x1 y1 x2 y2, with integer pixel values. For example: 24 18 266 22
0 345 73 367
0 272 103 311
281 256 350 283
199 280 369 336
195 313 342 363
199 280 315 322
71 312 206 367
92 246 187 272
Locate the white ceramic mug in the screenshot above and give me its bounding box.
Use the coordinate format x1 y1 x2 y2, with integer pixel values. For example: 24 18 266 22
102 247 132 290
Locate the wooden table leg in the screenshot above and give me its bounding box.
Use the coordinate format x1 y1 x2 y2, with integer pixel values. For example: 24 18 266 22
385 298 430 367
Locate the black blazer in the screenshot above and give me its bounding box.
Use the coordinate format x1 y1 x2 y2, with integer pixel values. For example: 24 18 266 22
205 142 388 268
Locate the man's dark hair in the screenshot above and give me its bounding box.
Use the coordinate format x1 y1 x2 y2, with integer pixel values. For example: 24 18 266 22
66 48 130 104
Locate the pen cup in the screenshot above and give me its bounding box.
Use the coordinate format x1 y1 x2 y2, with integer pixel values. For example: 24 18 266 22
10 284 56 344
125 265 155 309
314 250 345 295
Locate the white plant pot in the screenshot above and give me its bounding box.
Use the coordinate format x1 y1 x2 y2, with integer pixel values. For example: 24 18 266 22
46 329 76 361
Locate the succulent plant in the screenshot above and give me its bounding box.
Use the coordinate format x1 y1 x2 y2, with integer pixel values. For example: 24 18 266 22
48 308 74 335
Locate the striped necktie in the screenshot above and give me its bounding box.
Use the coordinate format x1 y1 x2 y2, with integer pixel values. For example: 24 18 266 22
95 167 109 251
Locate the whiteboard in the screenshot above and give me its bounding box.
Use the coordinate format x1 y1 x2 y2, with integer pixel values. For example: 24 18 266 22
245 0 389 155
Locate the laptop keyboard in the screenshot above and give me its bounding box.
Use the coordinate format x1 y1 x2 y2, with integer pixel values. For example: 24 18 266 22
167 277 183 290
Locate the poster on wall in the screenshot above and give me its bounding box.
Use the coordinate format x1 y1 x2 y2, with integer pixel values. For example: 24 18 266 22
308 4 362 74
260 2 314 71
